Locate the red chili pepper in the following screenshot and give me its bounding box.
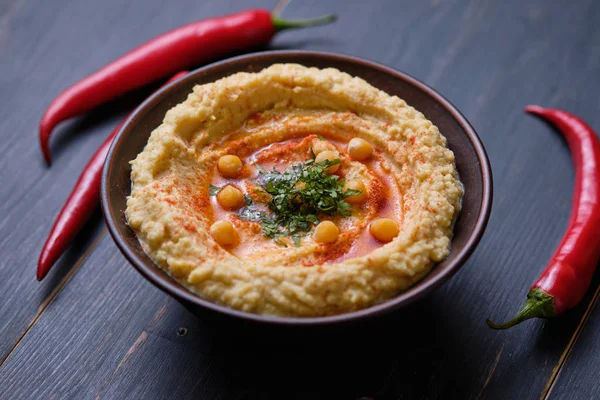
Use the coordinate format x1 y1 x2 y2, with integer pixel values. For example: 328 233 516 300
37 71 189 281
39 9 336 164
487 106 600 329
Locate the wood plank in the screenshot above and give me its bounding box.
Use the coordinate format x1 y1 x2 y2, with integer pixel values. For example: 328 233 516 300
0 0 266 361
0 230 107 366
0 0 129 360
543 283 600 399
2 0 600 398
1 244 599 399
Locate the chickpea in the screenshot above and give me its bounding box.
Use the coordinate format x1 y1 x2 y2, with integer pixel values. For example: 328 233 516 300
311 138 336 155
217 155 243 178
210 220 238 246
369 218 399 242
343 179 367 204
313 221 340 244
314 150 341 174
216 185 245 210
347 138 373 161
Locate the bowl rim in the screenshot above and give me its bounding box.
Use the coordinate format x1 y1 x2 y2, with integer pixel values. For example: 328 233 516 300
101 50 493 325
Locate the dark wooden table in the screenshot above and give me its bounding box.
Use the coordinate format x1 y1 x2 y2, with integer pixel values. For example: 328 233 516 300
2 0 600 398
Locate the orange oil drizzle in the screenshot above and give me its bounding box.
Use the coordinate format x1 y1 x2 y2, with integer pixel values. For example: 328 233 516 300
209 134 404 263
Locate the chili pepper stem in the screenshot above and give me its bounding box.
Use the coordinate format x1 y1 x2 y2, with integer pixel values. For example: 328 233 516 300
486 288 557 330
272 14 337 32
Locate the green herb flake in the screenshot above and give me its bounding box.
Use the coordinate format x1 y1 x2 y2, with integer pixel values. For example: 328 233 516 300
208 184 221 196
274 237 288 247
237 157 362 245
317 135 326 141
292 235 302 247
254 163 268 174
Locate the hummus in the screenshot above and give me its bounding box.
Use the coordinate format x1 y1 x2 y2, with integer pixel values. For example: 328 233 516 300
126 64 463 317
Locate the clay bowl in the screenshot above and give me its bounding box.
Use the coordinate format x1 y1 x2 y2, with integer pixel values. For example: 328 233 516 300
101 50 493 326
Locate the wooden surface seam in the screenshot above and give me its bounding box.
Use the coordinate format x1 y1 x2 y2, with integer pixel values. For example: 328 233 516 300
0 229 107 368
540 283 600 400
3 0 600 398
477 343 505 398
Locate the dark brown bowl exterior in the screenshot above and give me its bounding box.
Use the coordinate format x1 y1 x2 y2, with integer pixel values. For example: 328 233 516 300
101 50 492 325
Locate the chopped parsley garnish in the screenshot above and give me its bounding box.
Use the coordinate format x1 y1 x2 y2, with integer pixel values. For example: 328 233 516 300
237 157 362 246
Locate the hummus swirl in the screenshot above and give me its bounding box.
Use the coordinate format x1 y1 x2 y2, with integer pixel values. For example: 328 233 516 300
126 64 463 317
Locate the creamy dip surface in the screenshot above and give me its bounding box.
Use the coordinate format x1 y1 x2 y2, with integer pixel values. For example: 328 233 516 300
126 64 463 317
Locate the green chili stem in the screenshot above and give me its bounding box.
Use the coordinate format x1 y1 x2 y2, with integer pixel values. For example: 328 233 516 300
486 288 557 330
272 14 337 32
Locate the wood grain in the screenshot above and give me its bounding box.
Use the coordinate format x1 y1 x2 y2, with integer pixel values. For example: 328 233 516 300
0 0 154 361
1 0 600 398
0 230 107 367
542 281 600 399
